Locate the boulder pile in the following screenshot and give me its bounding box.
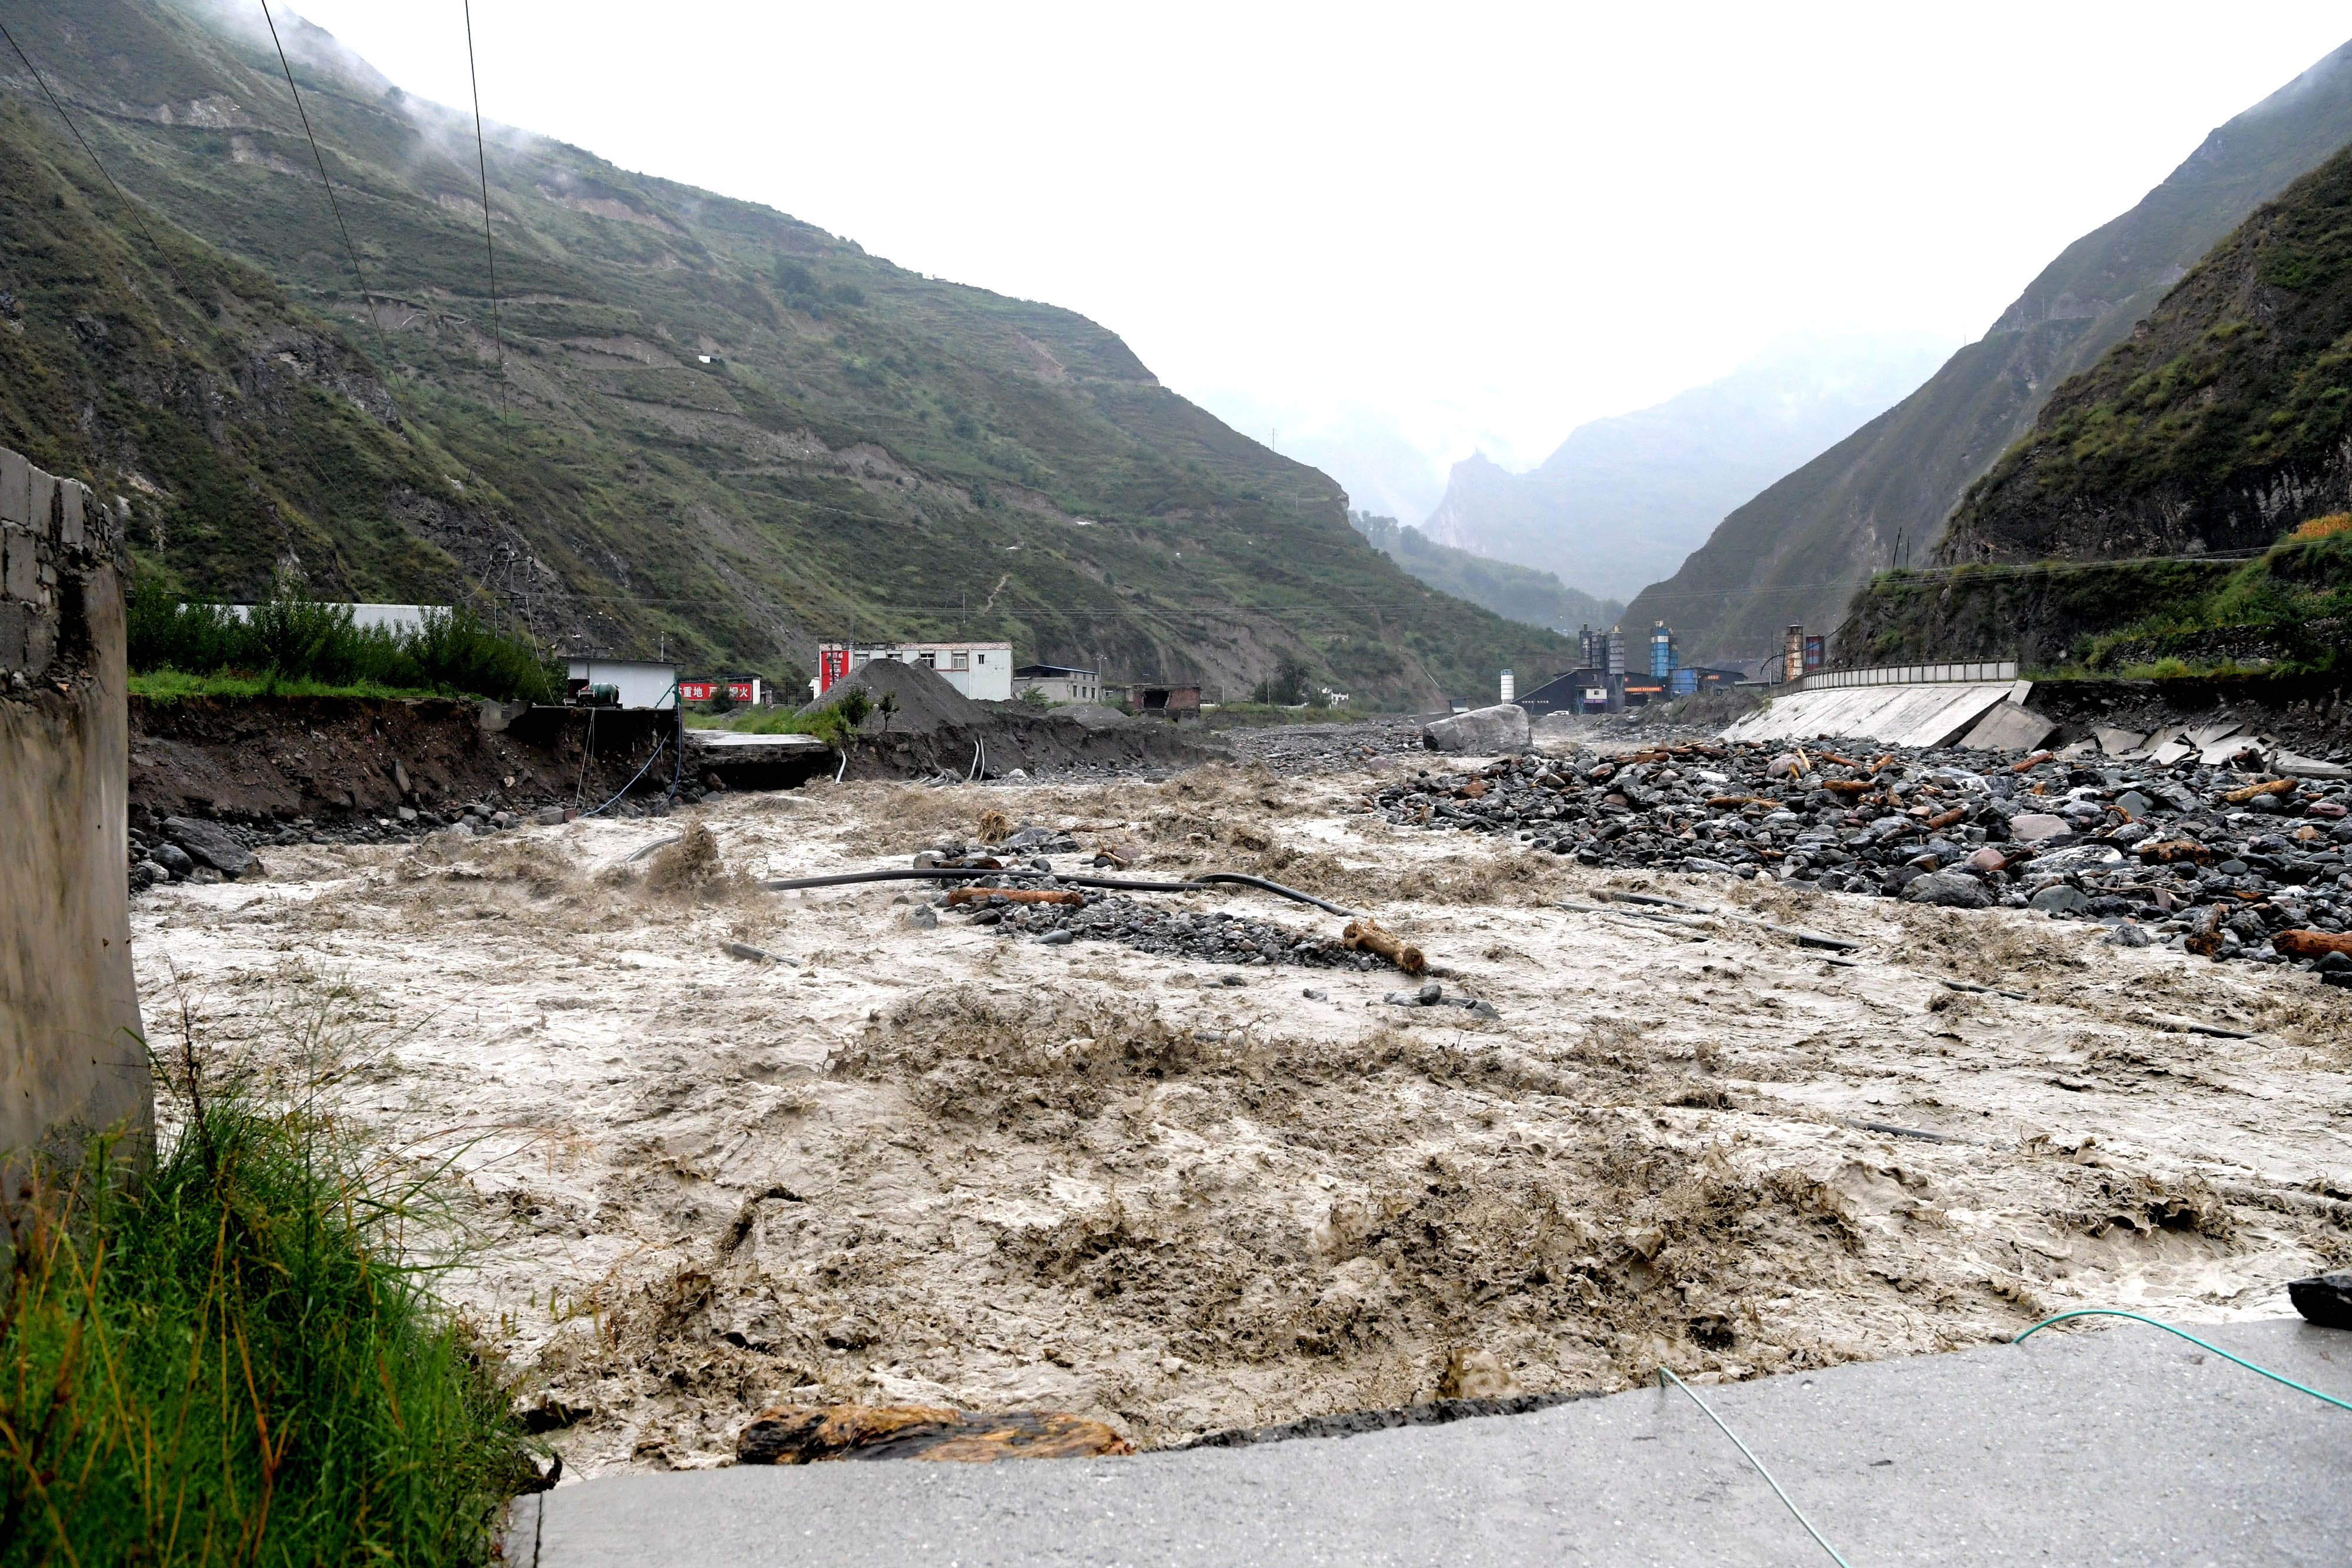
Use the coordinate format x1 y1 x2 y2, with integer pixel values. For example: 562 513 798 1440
1361 738 2352 983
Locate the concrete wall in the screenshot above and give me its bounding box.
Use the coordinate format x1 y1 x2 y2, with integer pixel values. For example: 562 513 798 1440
1 449 148 1159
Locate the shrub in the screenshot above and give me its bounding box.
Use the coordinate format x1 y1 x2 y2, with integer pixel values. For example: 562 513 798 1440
2288 511 2352 541
126 573 557 701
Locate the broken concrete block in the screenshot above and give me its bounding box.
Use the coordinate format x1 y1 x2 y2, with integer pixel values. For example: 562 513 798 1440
2093 726 2145 756
1959 701 2055 754
1421 702 1529 755
2009 813 2070 842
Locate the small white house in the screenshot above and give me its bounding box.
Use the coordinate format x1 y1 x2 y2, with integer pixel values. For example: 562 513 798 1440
817 641 1013 701
565 657 676 710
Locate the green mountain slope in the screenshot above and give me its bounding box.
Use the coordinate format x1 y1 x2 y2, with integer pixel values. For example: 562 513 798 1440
1944 142 2352 560
0 0 1567 706
1348 513 1623 634
1622 38 2352 664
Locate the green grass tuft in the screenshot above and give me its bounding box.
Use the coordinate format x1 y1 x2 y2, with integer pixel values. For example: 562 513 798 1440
1 1079 534 1564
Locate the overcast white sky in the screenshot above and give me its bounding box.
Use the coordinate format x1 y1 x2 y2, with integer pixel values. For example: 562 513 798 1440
276 2 2352 517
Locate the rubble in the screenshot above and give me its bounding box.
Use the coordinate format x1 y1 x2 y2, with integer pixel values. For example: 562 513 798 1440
1363 734 2352 984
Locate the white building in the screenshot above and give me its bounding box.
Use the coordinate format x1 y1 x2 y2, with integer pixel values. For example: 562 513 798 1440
565 657 676 710
818 641 1013 702
1013 663 1101 704
228 602 442 634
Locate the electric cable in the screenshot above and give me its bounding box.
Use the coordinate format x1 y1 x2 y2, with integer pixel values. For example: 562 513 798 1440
256 0 402 389
1655 1366 1853 1567
2012 1309 2352 1412
579 732 669 818
462 0 508 413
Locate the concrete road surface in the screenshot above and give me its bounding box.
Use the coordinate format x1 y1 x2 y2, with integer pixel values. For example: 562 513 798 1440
511 1318 2350 1566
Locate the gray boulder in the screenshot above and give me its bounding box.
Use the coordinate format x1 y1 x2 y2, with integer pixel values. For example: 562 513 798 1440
1422 703 1530 755
161 817 255 877
2286 1272 2352 1329
1902 871 1992 909
150 841 194 878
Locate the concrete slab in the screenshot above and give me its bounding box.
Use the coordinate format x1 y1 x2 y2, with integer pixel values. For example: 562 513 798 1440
1956 701 2054 754
1720 683 2013 750
522 1319 2351 1568
2094 726 2146 755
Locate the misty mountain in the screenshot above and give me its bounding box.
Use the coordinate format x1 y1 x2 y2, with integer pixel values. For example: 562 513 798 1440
0 0 1573 706
1623 38 2352 664
1347 513 1623 636
1419 332 1954 603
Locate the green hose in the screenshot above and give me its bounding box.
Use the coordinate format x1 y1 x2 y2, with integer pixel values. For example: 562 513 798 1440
2013 1308 2352 1412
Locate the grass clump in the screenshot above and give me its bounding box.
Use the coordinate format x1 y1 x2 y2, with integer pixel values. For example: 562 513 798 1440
1 1082 535 1563
128 573 559 704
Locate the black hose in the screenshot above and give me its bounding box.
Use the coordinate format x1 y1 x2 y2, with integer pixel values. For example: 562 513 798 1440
756 864 1352 913
1192 873 1354 916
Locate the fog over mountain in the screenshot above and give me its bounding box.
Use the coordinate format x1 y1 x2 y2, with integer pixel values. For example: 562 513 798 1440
1415 331 1955 604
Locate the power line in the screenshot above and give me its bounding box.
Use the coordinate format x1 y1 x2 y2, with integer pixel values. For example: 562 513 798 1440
0 18 169 259
255 0 402 393
463 0 508 414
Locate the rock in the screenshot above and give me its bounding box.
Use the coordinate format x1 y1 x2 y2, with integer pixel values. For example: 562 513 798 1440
1903 870 1992 909
906 904 938 930
396 805 418 823
151 841 194 878
537 806 567 826
1421 703 1530 754
2286 1273 2352 1330
2034 845 2124 874
1438 1349 1522 1400
162 815 256 877
2008 813 2070 844
1005 768 1029 781
2102 922 2154 947
736 1404 1132 1465
1966 846 2010 872
188 866 224 885
128 860 165 893
2029 884 2088 913
1035 928 1074 945
1766 753 1803 779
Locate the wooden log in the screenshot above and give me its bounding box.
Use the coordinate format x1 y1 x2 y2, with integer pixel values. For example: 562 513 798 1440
2274 928 2352 959
1343 919 1426 975
2221 777 2296 804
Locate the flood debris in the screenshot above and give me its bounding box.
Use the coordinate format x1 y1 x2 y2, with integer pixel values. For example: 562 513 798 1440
736 1404 1131 1465
1363 731 2352 985
1343 918 1427 975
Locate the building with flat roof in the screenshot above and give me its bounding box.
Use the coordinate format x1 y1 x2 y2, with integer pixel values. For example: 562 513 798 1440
565 657 676 709
1013 664 1101 704
817 641 1013 701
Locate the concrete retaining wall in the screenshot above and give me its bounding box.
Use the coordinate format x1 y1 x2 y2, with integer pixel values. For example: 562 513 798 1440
1 449 148 1159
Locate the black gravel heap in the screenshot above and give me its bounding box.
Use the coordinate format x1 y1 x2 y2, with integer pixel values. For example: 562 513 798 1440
1364 739 2352 979
954 887 1384 970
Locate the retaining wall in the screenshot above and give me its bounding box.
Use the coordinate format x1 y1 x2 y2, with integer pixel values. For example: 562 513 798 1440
1 448 148 1159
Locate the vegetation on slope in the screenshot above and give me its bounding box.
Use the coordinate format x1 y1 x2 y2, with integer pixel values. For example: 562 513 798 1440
1945 142 2352 563
0 0 1570 707
1348 512 1624 633
1622 38 2352 663
1832 517 2350 674
2 1083 534 1564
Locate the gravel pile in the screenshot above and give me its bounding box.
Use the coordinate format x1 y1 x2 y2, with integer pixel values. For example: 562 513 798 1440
1364 738 2352 982
952 888 1385 970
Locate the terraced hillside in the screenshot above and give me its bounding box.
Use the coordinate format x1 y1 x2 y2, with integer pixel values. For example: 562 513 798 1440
0 0 1568 704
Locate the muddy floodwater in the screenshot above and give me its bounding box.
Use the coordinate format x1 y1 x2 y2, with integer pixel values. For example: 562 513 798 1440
133 762 2352 1476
